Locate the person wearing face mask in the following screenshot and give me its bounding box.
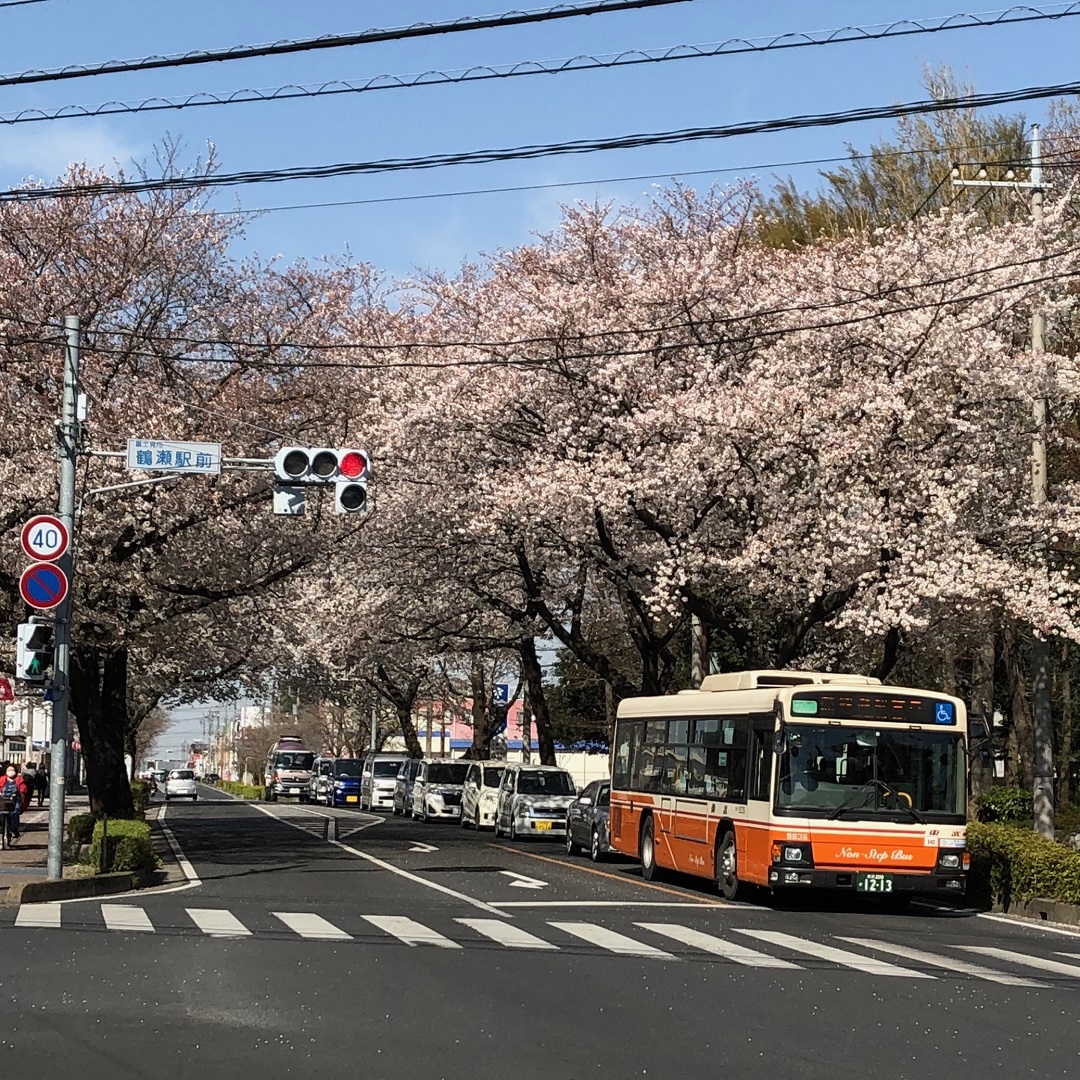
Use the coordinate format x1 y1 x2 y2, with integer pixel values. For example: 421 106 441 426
0 763 27 843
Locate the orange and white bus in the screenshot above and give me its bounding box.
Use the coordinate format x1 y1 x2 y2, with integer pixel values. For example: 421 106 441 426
609 670 969 902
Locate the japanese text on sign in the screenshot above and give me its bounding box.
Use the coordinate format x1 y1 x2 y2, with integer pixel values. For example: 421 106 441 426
126 439 222 475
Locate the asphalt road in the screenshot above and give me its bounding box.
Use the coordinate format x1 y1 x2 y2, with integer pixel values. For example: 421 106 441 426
3 786 1079 1079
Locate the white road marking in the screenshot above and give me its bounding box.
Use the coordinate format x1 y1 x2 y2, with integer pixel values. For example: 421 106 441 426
638 923 798 968
101 904 155 933
499 870 547 890
409 842 438 853
548 921 674 958
735 930 932 978
272 912 352 940
490 900 723 908
457 918 559 950
15 903 61 929
961 946 1080 978
251 802 508 917
977 912 1080 939
839 937 1048 988
363 915 461 949
158 803 201 886
186 908 252 938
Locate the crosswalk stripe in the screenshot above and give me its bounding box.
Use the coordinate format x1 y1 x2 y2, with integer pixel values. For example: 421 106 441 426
272 912 351 941
961 946 1080 978
186 908 252 938
15 903 61 929
548 921 674 958
456 918 559 950
101 904 154 933
734 930 933 978
636 923 799 968
838 937 1048 988
363 915 461 949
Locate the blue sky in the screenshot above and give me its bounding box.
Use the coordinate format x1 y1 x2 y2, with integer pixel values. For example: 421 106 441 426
1 0 1077 283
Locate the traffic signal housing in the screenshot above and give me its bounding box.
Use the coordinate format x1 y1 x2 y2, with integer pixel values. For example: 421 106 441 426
16 619 54 682
273 447 370 486
335 449 370 515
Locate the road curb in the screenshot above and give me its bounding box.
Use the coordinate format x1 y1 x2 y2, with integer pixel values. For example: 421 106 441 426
9 871 135 905
990 896 1080 930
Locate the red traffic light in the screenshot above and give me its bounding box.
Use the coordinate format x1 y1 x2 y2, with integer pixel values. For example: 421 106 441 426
339 451 368 479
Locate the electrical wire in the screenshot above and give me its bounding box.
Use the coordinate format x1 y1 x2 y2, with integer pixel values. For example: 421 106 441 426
0 0 53 7
3 77 1076 203
0 1 696 89
60 262 1079 373
4 5 1078 128
4 241 1072 357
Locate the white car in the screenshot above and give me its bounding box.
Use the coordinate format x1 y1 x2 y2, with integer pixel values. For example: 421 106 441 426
411 759 470 822
165 769 198 801
460 761 505 829
494 764 577 840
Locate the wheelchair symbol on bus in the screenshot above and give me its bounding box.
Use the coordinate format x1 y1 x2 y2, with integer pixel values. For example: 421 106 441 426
934 702 955 725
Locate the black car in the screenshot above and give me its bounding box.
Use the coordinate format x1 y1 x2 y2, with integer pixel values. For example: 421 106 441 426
565 780 611 862
204 772 220 784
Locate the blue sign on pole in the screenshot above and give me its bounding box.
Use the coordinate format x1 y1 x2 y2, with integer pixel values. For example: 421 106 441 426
493 683 511 706
19 562 69 611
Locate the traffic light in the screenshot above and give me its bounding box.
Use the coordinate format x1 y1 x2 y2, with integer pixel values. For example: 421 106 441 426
16 619 53 682
273 447 370 486
335 449 370 515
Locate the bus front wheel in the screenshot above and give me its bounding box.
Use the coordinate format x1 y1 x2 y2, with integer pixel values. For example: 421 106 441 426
640 816 660 881
717 830 744 901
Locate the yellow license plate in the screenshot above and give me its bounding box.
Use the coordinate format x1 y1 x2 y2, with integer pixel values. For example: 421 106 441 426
346 795 358 803
535 820 552 831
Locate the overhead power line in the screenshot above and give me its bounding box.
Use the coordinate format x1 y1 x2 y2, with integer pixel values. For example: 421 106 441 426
0 0 53 7
3 5 1078 127
0 0 695 88
222 140 1030 217
2 77 1077 203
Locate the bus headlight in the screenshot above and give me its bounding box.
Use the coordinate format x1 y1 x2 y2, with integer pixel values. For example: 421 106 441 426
939 853 962 870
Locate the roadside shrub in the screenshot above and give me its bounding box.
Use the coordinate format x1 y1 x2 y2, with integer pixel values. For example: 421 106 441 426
110 834 158 881
967 822 1080 908
130 779 150 815
217 780 263 800
67 813 96 845
90 817 157 879
975 786 1031 823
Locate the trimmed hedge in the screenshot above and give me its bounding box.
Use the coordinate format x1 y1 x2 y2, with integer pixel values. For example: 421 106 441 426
214 780 263 800
975 786 1030 824
967 822 1080 908
130 779 150 814
91 818 158 883
67 813 96 845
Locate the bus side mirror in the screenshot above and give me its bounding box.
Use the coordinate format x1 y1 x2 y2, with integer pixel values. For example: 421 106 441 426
773 731 787 756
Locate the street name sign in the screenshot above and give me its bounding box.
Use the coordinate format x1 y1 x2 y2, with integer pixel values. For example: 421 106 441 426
126 438 222 475
19 562 69 610
21 514 69 562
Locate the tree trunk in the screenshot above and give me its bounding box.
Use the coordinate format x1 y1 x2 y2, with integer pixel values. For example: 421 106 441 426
1058 640 1072 809
469 664 490 759
968 627 996 814
374 666 424 757
519 636 556 765
1003 623 1034 790
69 643 135 817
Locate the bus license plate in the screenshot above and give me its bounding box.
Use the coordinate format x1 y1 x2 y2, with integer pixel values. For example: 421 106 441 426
856 872 893 893
535 820 552 831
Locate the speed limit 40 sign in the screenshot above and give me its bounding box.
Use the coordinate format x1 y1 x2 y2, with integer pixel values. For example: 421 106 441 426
21 514 69 562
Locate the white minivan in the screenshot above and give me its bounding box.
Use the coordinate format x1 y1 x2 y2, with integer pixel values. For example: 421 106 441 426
494 764 577 840
361 753 408 811
460 761 505 829
411 759 470 822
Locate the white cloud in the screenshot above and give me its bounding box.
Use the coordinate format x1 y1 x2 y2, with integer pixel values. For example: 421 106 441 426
0 122 142 183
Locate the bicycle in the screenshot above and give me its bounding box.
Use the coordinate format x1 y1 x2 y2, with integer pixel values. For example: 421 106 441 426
0 797 16 850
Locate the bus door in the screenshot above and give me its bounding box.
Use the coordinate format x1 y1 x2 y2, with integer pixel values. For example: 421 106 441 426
678 738 710 845
742 720 776 885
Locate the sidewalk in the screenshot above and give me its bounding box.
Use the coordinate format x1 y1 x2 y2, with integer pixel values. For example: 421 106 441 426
0 791 90 902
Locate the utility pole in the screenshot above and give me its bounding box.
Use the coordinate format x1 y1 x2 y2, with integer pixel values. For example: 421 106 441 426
953 126 1053 836
46 316 79 879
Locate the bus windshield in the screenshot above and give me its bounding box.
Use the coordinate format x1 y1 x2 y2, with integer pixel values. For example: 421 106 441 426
775 725 964 819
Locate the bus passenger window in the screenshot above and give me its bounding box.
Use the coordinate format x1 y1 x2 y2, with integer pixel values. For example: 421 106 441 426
686 745 707 796
612 724 632 788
